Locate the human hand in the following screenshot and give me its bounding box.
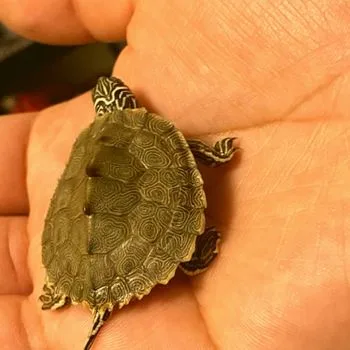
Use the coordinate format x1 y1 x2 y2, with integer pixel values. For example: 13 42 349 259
1 0 350 349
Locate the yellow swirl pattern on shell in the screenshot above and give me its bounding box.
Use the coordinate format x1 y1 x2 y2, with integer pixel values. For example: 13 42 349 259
158 168 187 187
90 255 116 289
160 232 197 260
140 182 170 206
136 218 161 243
143 246 178 284
56 274 73 296
138 169 159 187
88 177 124 201
89 213 130 253
126 268 155 299
170 208 205 233
110 240 149 277
108 165 137 182
155 206 173 228
110 277 131 306
173 149 197 168
57 243 80 276
143 113 174 134
88 178 141 215
141 147 172 168
133 131 156 148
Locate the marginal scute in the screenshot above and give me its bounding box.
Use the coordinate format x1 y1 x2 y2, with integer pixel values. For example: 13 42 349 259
95 286 109 306
42 239 54 267
160 229 198 261
158 168 186 187
143 112 174 134
71 280 84 302
56 274 73 296
126 268 155 299
41 107 206 318
147 248 179 284
51 208 72 246
173 149 197 168
110 277 131 306
109 240 149 277
172 185 207 208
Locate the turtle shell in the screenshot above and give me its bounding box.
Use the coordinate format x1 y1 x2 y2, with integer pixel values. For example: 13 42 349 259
42 108 206 310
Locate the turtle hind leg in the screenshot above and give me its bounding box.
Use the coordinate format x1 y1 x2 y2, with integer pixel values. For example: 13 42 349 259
92 76 138 115
39 281 70 310
187 137 239 167
180 227 221 276
84 307 113 350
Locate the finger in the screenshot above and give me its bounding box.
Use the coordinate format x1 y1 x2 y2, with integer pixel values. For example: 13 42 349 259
0 296 30 349
0 0 134 44
0 295 46 349
115 1 350 135
0 216 32 295
0 113 34 215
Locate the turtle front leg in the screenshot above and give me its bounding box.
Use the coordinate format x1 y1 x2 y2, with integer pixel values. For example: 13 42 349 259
180 227 221 275
187 137 238 167
39 280 70 310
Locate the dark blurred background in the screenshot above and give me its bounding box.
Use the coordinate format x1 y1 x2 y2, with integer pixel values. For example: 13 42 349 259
0 23 125 115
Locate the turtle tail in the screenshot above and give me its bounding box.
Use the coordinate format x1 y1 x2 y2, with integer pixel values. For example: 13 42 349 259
84 307 113 350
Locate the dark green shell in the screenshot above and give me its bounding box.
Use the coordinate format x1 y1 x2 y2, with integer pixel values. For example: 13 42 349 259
42 108 206 309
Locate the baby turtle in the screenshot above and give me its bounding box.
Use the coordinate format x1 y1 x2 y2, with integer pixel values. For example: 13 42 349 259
40 77 238 349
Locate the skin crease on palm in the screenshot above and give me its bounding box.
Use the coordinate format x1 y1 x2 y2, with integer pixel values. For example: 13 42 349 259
1 0 350 349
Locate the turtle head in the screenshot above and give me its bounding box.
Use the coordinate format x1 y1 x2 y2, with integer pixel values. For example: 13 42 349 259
92 76 138 117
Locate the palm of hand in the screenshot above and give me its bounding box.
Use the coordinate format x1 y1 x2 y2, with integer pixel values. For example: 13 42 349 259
1 1 350 349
